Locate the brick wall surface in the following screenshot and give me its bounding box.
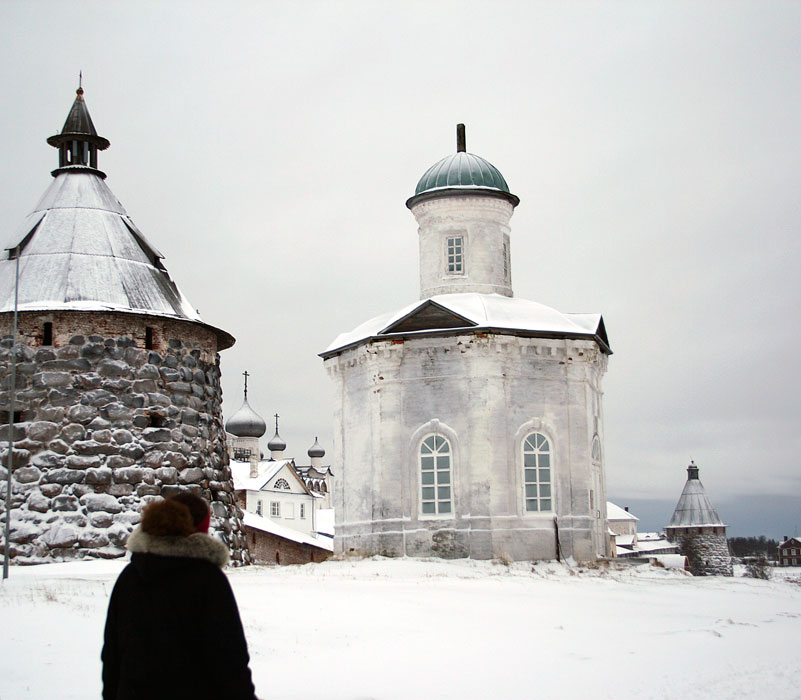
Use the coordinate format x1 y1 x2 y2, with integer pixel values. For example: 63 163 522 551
245 526 331 565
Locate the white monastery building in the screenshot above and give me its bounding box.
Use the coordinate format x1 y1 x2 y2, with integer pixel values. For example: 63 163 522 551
224 376 333 563
321 125 612 562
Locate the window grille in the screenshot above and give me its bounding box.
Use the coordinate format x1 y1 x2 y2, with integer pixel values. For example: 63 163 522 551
446 237 463 274
420 435 452 515
523 433 552 512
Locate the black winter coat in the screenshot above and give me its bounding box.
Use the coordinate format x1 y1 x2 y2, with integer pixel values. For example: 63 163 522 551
102 529 257 700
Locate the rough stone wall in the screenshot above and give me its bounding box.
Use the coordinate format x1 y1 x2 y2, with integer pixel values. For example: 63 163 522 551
0 310 249 565
326 332 609 562
672 530 733 576
245 527 331 565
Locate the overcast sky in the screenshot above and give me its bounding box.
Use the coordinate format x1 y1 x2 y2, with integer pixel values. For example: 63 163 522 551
1 1 798 537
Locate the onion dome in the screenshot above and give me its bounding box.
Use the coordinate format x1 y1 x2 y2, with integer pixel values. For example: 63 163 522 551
407 124 519 208
225 397 266 438
267 411 287 452
308 437 325 459
667 462 726 528
268 430 286 452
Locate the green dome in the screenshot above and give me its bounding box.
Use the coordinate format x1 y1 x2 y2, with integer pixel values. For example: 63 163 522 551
414 151 510 195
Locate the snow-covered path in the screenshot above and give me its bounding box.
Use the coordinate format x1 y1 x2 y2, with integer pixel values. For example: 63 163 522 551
1 558 799 699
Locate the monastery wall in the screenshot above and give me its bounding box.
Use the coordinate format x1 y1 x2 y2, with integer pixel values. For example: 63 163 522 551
0 310 249 564
327 332 609 562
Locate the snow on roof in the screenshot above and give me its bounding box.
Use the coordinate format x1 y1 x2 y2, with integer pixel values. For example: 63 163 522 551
616 534 636 547
242 511 333 551
321 292 607 356
606 502 639 521
651 554 688 569
0 172 233 348
316 508 335 537
636 540 679 555
667 476 726 528
230 459 290 492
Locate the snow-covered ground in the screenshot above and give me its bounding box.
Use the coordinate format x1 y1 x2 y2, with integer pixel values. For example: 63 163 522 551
1 558 800 700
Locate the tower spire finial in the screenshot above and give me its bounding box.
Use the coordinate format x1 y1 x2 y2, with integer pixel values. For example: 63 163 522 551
456 123 466 153
242 370 250 400
274 413 280 433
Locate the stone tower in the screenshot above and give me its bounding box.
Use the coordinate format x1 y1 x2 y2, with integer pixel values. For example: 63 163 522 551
322 125 612 562
0 87 248 564
665 462 732 576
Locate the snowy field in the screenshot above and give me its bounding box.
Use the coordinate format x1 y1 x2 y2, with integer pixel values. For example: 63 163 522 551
1 558 800 700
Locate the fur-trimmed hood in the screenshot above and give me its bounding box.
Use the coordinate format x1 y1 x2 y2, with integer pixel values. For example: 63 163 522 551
127 527 229 569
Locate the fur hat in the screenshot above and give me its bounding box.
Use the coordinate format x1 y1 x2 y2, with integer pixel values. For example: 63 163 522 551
141 499 195 537
169 492 210 533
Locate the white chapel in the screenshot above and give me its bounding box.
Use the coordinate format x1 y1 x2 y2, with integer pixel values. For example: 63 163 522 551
321 125 612 562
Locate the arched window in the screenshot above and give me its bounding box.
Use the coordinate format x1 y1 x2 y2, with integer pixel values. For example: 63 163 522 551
274 478 290 490
523 433 552 512
591 436 601 465
420 435 452 515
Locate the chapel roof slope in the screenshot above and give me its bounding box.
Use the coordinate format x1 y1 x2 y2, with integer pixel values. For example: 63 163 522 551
667 462 726 528
321 293 610 358
0 88 234 350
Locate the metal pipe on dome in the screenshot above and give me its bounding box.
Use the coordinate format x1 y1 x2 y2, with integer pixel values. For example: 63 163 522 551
456 123 466 152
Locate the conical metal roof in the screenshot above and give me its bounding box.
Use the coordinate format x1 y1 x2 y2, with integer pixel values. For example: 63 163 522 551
667 462 726 528
46 87 110 151
0 88 234 350
225 397 267 438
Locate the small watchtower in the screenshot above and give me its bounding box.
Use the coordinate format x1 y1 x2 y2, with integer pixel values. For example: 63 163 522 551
665 462 733 576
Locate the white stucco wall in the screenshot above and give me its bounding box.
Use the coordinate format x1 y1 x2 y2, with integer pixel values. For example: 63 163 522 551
411 195 515 299
325 332 609 562
246 471 316 537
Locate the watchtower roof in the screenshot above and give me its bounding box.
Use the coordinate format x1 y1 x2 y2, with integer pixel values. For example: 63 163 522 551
0 87 234 350
667 462 726 528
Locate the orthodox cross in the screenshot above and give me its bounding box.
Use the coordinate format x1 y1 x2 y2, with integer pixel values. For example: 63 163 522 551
274 413 280 434
242 370 250 399
79 71 82 89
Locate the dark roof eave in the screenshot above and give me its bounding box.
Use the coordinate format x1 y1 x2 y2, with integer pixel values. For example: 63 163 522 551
320 326 612 360
50 165 107 180
47 133 110 150
406 187 519 210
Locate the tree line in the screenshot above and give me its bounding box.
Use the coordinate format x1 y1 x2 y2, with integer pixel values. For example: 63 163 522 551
727 536 780 558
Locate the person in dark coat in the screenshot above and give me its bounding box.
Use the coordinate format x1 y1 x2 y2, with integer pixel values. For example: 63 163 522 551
102 493 258 700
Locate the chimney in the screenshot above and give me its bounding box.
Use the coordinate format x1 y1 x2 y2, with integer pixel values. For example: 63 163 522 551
249 455 259 479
